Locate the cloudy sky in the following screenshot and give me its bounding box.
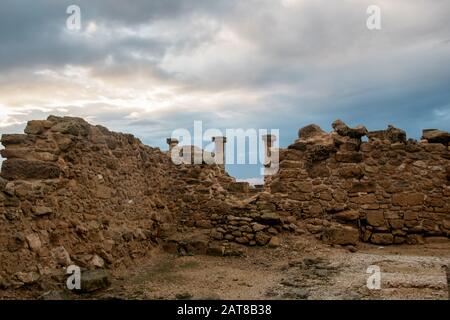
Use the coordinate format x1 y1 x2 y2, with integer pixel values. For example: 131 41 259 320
0 0 449 180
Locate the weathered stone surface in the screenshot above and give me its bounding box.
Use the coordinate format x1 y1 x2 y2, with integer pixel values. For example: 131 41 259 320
252 223 266 232
334 210 359 221
15 271 40 285
306 144 335 162
298 124 326 139
267 236 281 248
39 290 70 300
196 219 213 229
366 211 385 227
392 193 425 206
54 135 73 151
386 125 406 143
0 114 448 294
25 233 42 252
371 233 394 245
186 238 209 255
406 234 425 245
255 232 271 246
90 255 105 268
291 124 336 158
422 129 450 145
338 164 364 179
51 246 72 266
34 206 53 216
0 148 29 159
332 119 368 139
211 229 223 240
227 182 249 193
79 269 111 293
367 130 385 141
0 115 247 291
0 177 6 192
351 194 377 205
351 181 376 193
260 212 281 224
207 244 225 256
0 159 60 180
322 226 359 245
335 152 363 163
1 134 31 146
50 117 91 136
24 120 52 135
293 181 313 193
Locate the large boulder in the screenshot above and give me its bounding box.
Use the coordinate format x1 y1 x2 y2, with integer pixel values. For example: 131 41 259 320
367 130 385 141
386 125 406 143
368 125 407 143
298 124 326 139
392 192 425 206
1 134 34 146
422 129 450 145
259 211 281 224
24 120 53 135
370 233 394 245
79 269 111 293
322 225 360 245
49 116 91 136
332 119 368 139
290 124 336 161
295 124 334 146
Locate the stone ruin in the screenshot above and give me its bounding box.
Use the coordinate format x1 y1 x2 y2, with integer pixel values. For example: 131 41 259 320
264 120 449 246
0 115 449 293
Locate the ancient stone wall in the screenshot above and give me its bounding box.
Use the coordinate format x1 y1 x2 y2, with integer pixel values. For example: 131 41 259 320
263 120 450 246
0 115 449 292
0 116 236 290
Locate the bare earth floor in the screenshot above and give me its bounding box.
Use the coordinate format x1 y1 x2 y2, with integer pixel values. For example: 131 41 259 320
91 234 450 300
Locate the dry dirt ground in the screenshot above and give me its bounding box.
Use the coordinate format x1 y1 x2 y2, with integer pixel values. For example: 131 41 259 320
86 234 450 300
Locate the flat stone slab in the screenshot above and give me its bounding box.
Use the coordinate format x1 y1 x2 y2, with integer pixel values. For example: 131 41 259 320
79 269 111 293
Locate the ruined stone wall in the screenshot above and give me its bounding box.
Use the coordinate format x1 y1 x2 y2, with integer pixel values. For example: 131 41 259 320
0 116 235 291
1 115 449 292
264 120 450 246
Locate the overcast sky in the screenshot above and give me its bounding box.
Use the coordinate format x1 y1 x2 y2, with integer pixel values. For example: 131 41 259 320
0 0 449 180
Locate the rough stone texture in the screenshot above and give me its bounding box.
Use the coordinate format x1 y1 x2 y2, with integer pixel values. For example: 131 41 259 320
1 159 61 180
386 125 407 143
332 119 368 139
422 129 450 145
0 116 449 293
371 233 394 245
368 125 407 143
264 119 449 245
322 225 360 245
0 116 238 290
